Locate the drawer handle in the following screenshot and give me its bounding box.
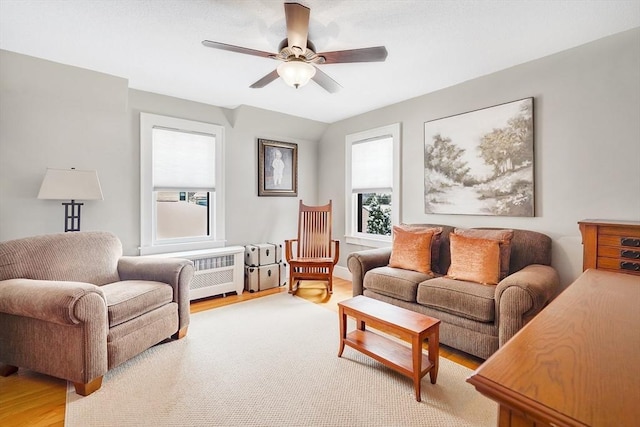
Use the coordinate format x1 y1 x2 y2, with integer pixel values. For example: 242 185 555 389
620 261 640 272
621 250 640 260
621 237 640 247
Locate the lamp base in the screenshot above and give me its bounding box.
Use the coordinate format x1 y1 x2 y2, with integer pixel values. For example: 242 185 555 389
62 200 83 232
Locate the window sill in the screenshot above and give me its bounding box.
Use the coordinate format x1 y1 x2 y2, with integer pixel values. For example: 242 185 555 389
139 240 226 256
345 235 391 249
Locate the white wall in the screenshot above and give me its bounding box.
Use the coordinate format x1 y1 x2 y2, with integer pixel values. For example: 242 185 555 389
319 28 640 288
0 50 328 255
2 27 638 286
0 50 131 242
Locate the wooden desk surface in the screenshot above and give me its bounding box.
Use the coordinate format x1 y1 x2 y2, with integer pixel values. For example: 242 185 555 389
467 269 640 426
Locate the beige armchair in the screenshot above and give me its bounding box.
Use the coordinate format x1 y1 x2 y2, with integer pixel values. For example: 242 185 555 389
0 231 193 395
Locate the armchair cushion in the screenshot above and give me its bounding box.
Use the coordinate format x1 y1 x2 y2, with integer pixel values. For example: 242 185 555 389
117 256 193 331
102 281 174 327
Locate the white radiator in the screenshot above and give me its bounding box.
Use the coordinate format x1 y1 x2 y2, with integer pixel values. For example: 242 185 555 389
146 246 245 300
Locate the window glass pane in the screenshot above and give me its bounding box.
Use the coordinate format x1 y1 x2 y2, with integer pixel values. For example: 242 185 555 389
357 192 392 236
156 191 210 239
352 137 393 192
152 128 215 190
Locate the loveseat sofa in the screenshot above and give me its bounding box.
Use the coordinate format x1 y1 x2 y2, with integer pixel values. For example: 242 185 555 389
0 231 194 395
347 224 560 359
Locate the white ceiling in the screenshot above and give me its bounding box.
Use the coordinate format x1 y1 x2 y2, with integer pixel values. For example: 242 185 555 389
1 1 639 123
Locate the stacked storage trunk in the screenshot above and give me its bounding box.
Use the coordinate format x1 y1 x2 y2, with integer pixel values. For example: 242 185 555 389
244 243 287 292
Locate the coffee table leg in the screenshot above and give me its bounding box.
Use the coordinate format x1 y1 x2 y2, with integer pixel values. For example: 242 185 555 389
338 307 346 357
428 327 439 384
412 335 422 402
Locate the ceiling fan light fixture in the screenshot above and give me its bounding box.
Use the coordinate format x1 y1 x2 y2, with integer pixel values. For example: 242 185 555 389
277 59 316 89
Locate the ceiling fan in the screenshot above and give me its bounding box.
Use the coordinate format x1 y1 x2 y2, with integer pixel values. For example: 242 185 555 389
202 2 388 93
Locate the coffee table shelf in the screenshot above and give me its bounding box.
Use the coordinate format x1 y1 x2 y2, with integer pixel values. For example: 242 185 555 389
344 329 434 379
338 296 440 402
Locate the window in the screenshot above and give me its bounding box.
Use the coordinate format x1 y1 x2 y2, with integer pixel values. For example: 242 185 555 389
140 113 225 255
345 123 400 247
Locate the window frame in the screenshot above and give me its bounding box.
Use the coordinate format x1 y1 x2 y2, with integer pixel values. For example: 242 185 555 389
140 113 225 255
345 122 401 248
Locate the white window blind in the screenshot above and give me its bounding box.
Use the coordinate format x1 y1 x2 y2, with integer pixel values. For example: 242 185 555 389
351 136 393 193
152 127 215 191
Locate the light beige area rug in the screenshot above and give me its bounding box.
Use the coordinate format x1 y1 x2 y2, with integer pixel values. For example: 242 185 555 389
65 293 497 426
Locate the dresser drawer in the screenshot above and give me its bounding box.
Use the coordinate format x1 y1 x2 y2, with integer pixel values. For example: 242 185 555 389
598 246 640 260
597 225 640 239
579 220 640 275
597 257 640 275
598 235 640 248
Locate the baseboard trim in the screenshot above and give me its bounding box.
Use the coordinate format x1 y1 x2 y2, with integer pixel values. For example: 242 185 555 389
334 265 351 281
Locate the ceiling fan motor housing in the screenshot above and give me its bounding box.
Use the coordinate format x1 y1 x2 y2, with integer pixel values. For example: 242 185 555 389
278 38 317 57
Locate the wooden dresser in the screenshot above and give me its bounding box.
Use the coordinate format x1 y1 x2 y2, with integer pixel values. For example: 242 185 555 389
467 268 640 426
578 219 640 275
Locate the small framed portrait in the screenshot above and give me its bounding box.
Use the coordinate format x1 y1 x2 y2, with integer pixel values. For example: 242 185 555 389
258 138 298 197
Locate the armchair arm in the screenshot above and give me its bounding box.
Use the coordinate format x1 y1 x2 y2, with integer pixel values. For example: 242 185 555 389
347 247 392 296
284 239 297 262
495 264 560 346
0 278 106 325
118 257 194 332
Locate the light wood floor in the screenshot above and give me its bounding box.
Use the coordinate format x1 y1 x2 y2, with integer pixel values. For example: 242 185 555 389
0 277 483 427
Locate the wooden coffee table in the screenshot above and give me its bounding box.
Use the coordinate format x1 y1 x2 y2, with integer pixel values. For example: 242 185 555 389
338 295 440 402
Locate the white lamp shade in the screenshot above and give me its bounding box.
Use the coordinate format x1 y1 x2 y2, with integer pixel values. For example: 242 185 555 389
37 168 104 200
277 60 316 88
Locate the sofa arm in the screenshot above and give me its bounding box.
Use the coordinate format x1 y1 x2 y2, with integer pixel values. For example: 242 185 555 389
347 247 392 296
495 264 560 346
118 257 194 331
0 278 106 325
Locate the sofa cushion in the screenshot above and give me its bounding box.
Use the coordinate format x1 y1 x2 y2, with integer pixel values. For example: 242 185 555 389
454 228 514 279
417 276 496 322
388 226 435 274
101 280 173 327
363 266 433 303
447 234 501 285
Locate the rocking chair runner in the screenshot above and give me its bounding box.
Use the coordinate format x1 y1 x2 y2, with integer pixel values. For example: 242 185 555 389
285 200 340 294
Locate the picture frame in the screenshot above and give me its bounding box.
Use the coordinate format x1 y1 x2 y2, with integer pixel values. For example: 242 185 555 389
258 138 298 197
424 97 534 216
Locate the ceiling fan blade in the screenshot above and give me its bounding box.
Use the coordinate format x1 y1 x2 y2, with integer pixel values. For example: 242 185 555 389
312 68 342 93
319 46 388 64
250 69 280 88
284 2 310 53
202 40 275 59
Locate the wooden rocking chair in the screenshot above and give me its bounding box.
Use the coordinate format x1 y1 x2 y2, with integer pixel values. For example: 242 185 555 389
285 200 340 294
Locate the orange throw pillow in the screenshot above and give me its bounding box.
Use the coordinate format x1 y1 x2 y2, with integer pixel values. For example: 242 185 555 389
447 233 501 285
453 228 514 280
398 224 444 273
388 226 435 274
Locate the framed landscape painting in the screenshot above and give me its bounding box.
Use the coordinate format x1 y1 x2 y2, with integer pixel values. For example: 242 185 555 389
424 98 534 216
258 138 298 197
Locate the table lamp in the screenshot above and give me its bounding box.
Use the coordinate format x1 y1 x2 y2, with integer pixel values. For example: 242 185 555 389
37 168 104 232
